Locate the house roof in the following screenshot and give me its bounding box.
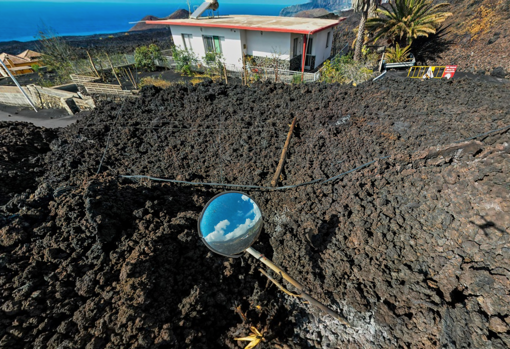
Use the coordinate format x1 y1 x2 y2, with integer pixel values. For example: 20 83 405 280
17 49 42 60
146 15 344 35
0 53 31 66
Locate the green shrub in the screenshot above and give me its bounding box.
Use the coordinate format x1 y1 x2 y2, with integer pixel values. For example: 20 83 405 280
204 52 216 64
31 64 41 73
291 74 303 84
385 43 412 63
202 51 224 77
320 52 375 85
172 46 198 76
135 44 164 71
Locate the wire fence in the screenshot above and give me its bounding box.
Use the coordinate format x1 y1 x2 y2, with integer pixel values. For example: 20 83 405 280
115 123 510 191
70 54 135 75
69 45 350 84
153 56 319 83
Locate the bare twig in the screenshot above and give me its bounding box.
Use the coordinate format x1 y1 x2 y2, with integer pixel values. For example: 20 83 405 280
271 116 297 187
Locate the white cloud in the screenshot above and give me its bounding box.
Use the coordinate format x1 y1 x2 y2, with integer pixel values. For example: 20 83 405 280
204 219 230 242
241 195 250 201
204 200 262 243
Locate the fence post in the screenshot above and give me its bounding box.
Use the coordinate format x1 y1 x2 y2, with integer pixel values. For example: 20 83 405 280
86 50 100 77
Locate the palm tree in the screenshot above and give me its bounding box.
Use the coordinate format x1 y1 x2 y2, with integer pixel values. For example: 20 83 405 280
352 0 378 62
366 0 452 46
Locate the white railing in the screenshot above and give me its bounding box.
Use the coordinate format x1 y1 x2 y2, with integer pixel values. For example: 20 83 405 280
71 52 322 84
245 64 317 83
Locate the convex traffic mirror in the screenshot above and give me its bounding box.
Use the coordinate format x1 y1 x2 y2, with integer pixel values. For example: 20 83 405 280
198 191 350 326
198 192 263 257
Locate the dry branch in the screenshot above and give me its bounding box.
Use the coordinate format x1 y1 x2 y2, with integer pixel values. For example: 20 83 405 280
271 116 297 187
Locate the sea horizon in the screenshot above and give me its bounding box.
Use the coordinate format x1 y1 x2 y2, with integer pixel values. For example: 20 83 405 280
0 1 295 43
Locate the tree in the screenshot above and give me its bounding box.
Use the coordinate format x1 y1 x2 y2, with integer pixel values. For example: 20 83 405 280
134 44 164 71
366 0 452 46
36 24 77 83
352 0 378 62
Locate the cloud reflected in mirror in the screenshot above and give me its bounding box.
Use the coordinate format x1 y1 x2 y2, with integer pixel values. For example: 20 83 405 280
199 192 263 256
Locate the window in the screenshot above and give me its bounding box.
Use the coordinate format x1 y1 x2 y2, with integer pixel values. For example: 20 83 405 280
293 37 299 57
203 36 223 54
326 32 330 48
182 34 192 51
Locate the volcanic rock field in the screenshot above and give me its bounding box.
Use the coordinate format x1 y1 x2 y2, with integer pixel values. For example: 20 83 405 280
1 77 509 348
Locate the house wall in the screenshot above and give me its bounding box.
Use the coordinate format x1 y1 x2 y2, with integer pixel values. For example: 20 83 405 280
310 29 333 68
245 31 291 60
168 25 331 71
240 30 247 57
170 25 244 67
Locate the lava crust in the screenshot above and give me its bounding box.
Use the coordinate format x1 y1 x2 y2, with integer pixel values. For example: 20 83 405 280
1 77 509 348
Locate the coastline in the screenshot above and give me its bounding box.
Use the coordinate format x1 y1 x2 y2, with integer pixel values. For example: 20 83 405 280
0 28 173 56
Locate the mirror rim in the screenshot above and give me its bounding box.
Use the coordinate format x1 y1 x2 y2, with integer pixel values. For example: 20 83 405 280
197 191 263 258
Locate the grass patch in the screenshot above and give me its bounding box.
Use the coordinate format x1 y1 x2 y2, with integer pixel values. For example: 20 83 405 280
139 76 173 89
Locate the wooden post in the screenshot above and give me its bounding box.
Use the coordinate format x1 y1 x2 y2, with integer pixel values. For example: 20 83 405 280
378 49 386 72
106 52 122 86
275 58 278 82
127 67 137 88
271 116 297 187
242 54 247 85
224 65 228 84
86 50 100 77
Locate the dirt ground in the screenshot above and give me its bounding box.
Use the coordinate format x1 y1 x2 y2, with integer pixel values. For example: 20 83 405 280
0 104 82 128
1 75 509 348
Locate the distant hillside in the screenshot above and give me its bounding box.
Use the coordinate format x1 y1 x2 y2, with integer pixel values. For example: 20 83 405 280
280 0 350 17
129 9 189 31
294 8 339 19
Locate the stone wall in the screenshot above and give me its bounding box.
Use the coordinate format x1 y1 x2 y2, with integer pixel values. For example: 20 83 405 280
0 86 31 107
0 84 95 114
247 55 291 71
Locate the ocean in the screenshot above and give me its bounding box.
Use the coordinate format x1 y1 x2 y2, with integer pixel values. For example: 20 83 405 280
0 1 293 43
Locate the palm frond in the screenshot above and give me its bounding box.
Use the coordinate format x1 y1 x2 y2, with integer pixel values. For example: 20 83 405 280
366 0 452 45
234 327 265 349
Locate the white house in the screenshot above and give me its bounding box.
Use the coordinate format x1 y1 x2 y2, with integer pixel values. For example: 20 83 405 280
147 15 344 72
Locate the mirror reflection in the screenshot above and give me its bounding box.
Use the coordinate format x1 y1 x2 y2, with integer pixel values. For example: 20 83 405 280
199 192 263 256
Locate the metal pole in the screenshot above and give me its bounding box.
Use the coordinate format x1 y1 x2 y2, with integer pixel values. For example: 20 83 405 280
0 59 38 112
246 247 350 326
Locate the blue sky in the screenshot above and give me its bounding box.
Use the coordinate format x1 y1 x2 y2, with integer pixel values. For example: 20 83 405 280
201 193 262 243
